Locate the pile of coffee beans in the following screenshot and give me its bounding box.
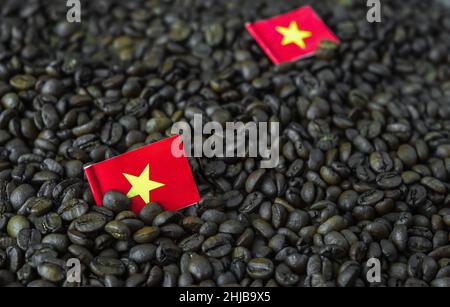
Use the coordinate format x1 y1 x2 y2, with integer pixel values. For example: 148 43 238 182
1 0 450 287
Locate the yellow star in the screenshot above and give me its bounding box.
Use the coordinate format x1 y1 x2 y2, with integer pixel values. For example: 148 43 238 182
275 21 312 49
123 164 165 204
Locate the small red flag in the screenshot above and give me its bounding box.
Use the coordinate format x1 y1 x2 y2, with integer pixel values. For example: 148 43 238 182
84 135 199 213
246 6 339 64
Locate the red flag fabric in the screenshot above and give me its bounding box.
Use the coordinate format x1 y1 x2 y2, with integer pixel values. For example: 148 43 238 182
246 5 339 64
84 135 199 213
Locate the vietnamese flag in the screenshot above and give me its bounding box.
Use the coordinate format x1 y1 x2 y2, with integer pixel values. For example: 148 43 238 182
84 135 200 213
246 6 339 64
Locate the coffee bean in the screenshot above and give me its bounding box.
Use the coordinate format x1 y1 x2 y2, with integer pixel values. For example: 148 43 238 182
37 263 64 283
57 199 89 221
155 242 180 265
105 220 131 240
42 234 69 253
317 216 347 235
369 152 394 173
10 75 36 90
22 197 53 217
10 184 35 210
153 211 181 226
17 228 41 251
239 192 264 213
74 213 107 233
129 244 156 263
102 190 130 213
7 215 30 239
421 177 447 194
406 184 427 208
337 263 360 287
365 221 391 240
179 234 204 252
397 144 418 167
90 257 126 277
41 79 65 97
219 220 244 235
202 234 232 258
275 263 299 286
376 172 402 189
358 190 384 206
133 226 160 243
247 258 274 280
188 255 213 281
252 219 275 239
431 278 450 287
139 203 162 225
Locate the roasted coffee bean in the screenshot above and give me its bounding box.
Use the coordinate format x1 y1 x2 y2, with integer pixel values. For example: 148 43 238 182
391 225 408 252
369 152 393 173
57 199 89 221
421 177 447 194
74 213 107 233
179 234 204 252
202 234 233 258
102 191 130 213
20 197 53 217
219 220 244 235
153 211 182 226
16 228 41 251
138 203 162 225
275 263 299 286
104 221 131 240
133 226 160 243
376 172 402 189
431 278 450 287
365 221 391 240
155 242 181 265
6 246 23 273
90 257 126 277
408 237 433 253
10 184 35 210
10 75 36 91
34 212 63 234
247 258 274 280
188 255 213 281
68 244 93 265
128 244 156 264
239 192 264 213
252 219 275 239
406 185 427 208
320 166 341 186
7 215 30 239
317 216 347 235
358 190 384 206
337 263 360 287
286 210 309 232
397 145 418 167
37 263 65 283
42 234 69 253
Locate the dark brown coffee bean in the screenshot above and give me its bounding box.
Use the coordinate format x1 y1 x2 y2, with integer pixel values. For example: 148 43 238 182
74 213 107 233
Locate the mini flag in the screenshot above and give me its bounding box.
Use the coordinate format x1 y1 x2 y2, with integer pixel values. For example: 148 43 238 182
84 135 200 213
246 5 339 64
